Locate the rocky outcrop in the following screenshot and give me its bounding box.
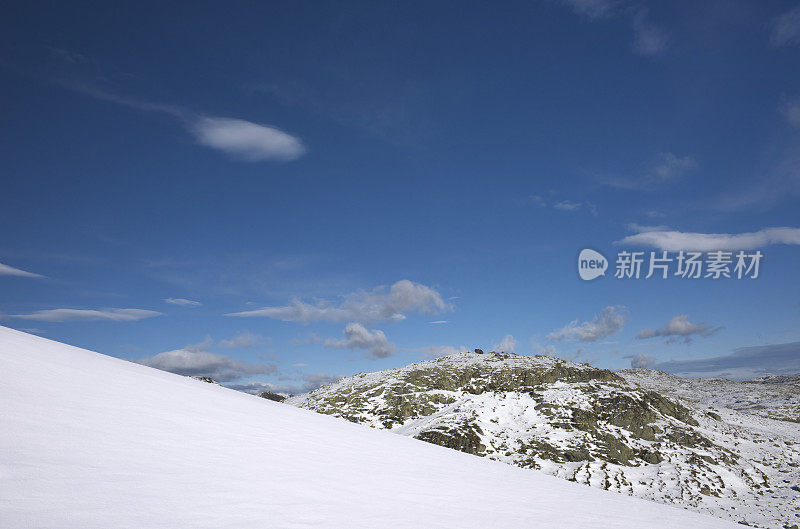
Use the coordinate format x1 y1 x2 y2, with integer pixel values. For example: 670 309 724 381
191 376 219 384
258 391 286 402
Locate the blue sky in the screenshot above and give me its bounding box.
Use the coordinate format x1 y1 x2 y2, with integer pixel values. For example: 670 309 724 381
2 0 800 391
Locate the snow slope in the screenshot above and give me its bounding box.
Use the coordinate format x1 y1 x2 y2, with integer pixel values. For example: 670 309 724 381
0 327 738 528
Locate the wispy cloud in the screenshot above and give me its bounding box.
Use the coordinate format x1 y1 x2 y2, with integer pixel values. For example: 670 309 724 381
556 1 668 56
631 9 669 56
636 314 722 344
626 222 670 233
556 0 617 20
164 297 202 307
138 338 277 382
11 308 162 322
227 279 448 324
782 97 800 126
649 152 696 181
717 144 800 211
553 200 583 211
0 262 44 278
602 152 696 190
770 5 800 47
533 196 598 215
429 320 448 324
715 96 800 211
324 322 394 359
547 306 628 342
50 52 304 162
528 194 547 207
218 331 265 349
616 226 800 251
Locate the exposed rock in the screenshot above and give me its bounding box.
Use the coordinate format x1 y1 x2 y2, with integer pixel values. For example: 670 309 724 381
191 376 218 384
258 391 286 402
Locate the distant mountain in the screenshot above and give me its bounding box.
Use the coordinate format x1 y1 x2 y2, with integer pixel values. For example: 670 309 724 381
751 373 800 386
288 351 800 529
620 368 800 423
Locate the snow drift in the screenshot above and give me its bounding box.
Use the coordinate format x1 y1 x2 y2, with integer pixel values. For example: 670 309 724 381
0 326 736 528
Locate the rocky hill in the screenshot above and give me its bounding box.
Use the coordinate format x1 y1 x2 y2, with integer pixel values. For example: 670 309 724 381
287 351 800 528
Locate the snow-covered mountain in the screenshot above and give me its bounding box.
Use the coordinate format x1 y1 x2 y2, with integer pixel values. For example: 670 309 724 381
0 326 738 528
287 351 800 528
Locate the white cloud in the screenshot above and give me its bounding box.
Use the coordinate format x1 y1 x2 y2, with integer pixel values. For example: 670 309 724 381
0 262 44 278
636 314 722 344
324 322 394 359
557 0 616 19
12 308 162 322
190 117 305 162
528 194 547 207
615 226 800 251
783 98 800 126
628 352 656 369
716 141 800 211
553 200 583 211
164 298 202 307
233 301 350 323
549 200 598 215
556 2 668 57
53 65 304 164
771 5 800 46
649 152 696 181
218 331 264 349
493 334 518 353
138 338 277 382
626 223 670 233
603 152 696 190
547 306 628 342
227 279 448 324
429 320 448 324
632 10 669 56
